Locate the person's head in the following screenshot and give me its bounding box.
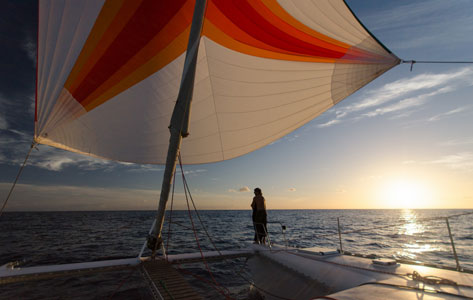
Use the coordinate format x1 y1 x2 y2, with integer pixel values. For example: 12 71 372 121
254 188 262 195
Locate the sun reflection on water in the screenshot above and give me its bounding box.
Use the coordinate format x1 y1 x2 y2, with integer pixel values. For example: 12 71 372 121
395 209 441 261
398 209 424 236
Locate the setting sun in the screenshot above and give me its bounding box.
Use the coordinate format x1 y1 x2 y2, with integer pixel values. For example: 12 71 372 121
379 179 432 208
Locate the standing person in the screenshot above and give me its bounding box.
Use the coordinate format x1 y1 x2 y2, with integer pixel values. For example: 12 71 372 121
252 200 258 243
251 188 267 244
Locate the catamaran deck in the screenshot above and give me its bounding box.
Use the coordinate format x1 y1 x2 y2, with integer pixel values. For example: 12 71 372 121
250 244 473 299
142 260 203 300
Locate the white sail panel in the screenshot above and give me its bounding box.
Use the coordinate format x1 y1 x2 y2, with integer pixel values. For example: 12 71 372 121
36 0 399 164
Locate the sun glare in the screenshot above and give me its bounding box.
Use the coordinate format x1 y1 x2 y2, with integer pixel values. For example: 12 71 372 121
380 179 431 208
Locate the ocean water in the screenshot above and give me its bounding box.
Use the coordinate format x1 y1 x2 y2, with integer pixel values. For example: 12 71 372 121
1 209 472 299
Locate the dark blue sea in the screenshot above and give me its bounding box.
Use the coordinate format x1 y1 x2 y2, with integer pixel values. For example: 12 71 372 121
1 209 472 299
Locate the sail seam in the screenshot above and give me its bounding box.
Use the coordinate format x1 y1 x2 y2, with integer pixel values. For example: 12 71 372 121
203 37 225 160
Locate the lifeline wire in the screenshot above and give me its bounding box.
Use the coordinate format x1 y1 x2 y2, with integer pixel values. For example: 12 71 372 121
323 211 473 238
0 141 36 218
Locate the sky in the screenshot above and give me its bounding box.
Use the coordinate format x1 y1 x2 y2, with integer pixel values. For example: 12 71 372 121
0 0 472 211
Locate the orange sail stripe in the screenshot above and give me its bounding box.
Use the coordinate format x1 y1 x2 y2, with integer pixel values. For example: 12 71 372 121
204 0 303 56
209 1 347 59
66 0 143 94
83 26 191 112
260 0 389 61
246 0 350 54
62 0 392 115
79 1 193 110
203 19 337 63
261 0 350 49
72 0 189 105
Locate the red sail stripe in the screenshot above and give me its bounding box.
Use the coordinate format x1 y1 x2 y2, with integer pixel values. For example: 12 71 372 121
211 0 346 59
73 0 187 106
204 0 302 56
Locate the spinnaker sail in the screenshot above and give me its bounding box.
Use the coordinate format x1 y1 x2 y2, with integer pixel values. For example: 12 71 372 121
36 0 399 164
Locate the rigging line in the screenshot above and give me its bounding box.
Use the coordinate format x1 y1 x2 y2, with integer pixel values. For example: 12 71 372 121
401 59 473 71
0 141 36 218
446 211 473 219
178 154 232 299
401 60 473 64
180 163 222 256
333 212 472 237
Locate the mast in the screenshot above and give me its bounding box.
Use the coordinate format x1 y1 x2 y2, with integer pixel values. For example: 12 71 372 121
148 0 207 256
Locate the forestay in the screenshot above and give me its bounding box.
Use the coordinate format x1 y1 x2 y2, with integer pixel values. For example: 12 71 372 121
36 0 399 164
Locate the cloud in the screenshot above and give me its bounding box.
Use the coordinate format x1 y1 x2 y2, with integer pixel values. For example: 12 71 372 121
428 152 473 172
27 146 117 171
352 71 465 111
288 188 296 192
362 90 432 118
317 119 340 128
126 164 163 172
228 186 251 193
23 35 36 66
361 0 473 50
182 169 206 176
0 134 165 173
239 186 250 192
34 154 114 171
440 137 473 147
0 127 165 173
0 116 6 130
317 67 473 127
362 0 455 32
0 94 8 130
428 106 469 122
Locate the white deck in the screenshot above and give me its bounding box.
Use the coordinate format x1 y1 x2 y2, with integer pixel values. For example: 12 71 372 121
250 244 473 299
